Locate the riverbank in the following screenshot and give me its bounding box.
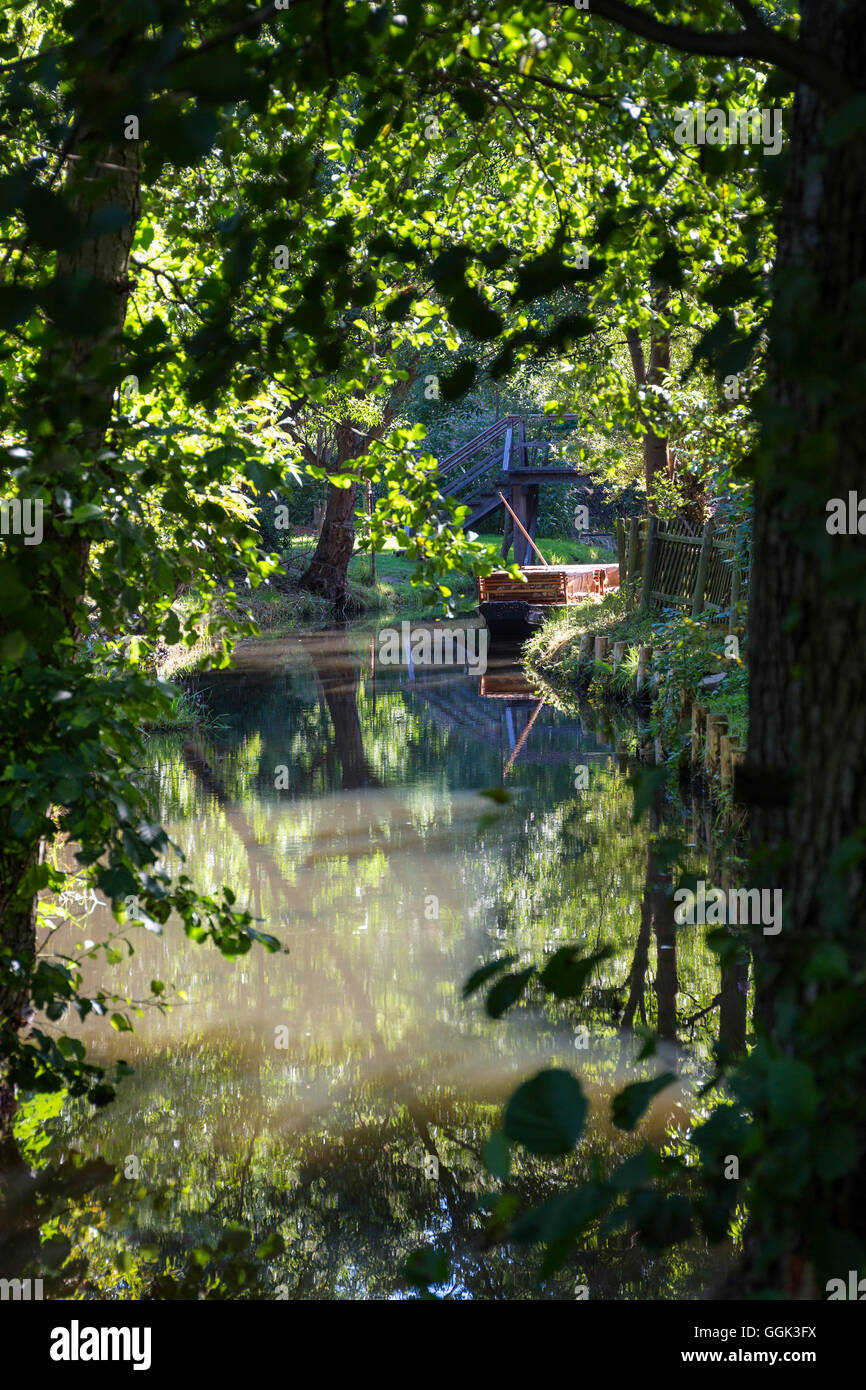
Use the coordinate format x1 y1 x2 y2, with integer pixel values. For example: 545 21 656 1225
156 531 614 683
524 591 748 812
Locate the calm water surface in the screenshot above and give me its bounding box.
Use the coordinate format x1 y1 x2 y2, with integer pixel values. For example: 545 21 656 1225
34 626 742 1299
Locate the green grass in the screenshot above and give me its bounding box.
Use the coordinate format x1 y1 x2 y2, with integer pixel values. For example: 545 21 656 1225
523 588 652 679
141 684 228 733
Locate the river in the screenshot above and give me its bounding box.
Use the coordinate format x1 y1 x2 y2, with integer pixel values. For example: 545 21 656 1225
19 626 743 1299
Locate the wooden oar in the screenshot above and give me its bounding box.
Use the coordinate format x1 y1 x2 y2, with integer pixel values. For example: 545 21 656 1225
497 491 548 566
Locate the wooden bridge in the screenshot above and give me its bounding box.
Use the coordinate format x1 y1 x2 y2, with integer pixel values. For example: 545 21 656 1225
436 414 588 563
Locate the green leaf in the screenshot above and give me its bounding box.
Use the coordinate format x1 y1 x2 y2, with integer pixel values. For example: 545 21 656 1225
706 266 761 310
463 954 517 998
611 1072 677 1131
766 1058 819 1125
608 1147 657 1191
403 1246 448 1289
441 359 476 400
453 87 488 122
255 1232 285 1259
0 630 28 663
482 1131 511 1179
539 945 611 999
162 609 181 644
504 1068 587 1156
486 966 535 1019
217 1223 251 1254
509 1184 607 1243
70 503 104 523
627 1190 693 1248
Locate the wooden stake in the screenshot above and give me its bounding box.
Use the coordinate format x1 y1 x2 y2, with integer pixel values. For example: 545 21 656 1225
636 644 652 692
639 515 658 615
720 735 738 793
627 516 639 608
691 703 706 768
705 713 728 776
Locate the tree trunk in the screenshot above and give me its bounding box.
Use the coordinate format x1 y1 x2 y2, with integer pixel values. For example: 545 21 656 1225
310 653 381 790
736 0 866 1296
298 422 361 607
627 311 705 525
298 357 421 605
627 314 672 504
0 131 141 1137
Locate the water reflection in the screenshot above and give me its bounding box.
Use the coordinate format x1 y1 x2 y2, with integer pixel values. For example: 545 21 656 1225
3 628 746 1299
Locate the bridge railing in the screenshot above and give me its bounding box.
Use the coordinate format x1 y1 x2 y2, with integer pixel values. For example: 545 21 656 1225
436 415 519 476
436 413 583 503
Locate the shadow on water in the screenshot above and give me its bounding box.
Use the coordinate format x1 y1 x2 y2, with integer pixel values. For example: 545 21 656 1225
1 626 747 1299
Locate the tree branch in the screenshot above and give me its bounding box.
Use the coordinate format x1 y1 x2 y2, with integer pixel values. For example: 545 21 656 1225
581 0 852 104
473 54 615 103
173 2 280 62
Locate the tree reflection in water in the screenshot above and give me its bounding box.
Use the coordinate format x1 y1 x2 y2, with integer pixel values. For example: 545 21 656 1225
2 631 747 1299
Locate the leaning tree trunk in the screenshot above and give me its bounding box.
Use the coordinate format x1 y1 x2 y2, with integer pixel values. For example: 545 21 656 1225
735 0 866 1297
298 355 421 606
298 423 361 606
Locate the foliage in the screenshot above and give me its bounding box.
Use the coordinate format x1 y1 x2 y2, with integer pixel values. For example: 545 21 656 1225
1 0 863 1305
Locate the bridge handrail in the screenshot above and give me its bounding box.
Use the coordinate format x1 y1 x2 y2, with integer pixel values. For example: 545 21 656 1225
440 448 505 497
437 414 521 475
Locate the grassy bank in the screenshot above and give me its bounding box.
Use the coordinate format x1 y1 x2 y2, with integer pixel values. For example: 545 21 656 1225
524 590 748 782
160 532 614 676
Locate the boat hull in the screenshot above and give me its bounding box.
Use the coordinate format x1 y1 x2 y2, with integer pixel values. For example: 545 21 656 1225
479 601 546 641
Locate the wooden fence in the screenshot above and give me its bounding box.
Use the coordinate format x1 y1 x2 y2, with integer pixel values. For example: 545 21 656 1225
615 515 749 627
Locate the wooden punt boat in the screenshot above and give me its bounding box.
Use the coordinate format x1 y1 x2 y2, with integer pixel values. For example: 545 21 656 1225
478 563 620 640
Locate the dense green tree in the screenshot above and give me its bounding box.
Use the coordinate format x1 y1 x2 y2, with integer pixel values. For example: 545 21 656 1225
1 0 864 1300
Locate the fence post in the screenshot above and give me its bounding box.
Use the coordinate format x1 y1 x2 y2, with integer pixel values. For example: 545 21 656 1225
615 517 626 593
639 515 658 615
636 644 652 694
691 517 715 617
729 556 741 634
626 517 639 609
705 713 728 776
691 703 706 769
